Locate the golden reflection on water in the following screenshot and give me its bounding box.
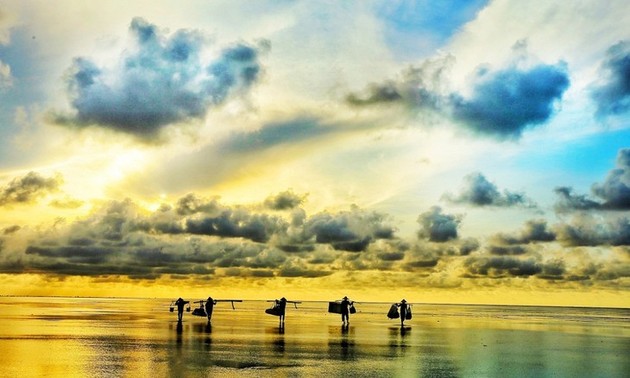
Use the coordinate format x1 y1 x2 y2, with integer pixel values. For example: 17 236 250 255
0 297 628 377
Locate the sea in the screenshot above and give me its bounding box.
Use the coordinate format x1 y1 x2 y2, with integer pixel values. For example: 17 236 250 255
0 297 627 377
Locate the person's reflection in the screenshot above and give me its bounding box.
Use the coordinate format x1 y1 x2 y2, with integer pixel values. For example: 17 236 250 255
172 321 184 347
266 327 285 354
387 326 409 358
328 325 356 361
204 321 212 351
191 321 213 351
400 326 410 337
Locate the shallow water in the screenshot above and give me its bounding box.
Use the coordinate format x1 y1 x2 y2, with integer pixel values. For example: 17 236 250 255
0 297 628 377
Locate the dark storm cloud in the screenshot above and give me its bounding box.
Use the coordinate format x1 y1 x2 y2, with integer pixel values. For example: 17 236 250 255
537 259 566 280
492 219 556 245
591 41 630 118
377 251 406 261
555 215 630 247
264 190 306 210
554 148 630 212
186 209 289 243
487 245 528 256
56 17 264 140
444 172 537 208
417 206 461 242
0 171 62 206
450 63 569 139
464 256 543 278
302 207 396 252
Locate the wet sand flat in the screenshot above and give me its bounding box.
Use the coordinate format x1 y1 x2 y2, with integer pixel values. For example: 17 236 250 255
0 297 628 377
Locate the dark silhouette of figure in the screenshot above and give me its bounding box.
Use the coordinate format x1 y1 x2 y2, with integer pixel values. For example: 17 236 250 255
340 296 353 325
205 297 217 322
266 297 298 328
276 297 287 327
175 297 189 322
397 299 408 327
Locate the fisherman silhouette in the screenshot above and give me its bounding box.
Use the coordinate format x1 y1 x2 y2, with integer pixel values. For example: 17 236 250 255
175 297 189 322
265 297 298 328
397 299 409 327
340 296 353 325
205 297 217 322
276 297 287 326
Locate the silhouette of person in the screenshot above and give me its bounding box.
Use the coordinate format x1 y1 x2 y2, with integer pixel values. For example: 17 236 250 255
340 296 353 325
397 299 408 327
205 297 217 322
175 297 189 322
276 297 287 326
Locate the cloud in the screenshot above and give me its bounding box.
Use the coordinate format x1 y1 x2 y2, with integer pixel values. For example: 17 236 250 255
417 206 461 242
56 17 265 140
264 190 306 210
175 193 221 215
591 148 630 210
463 256 545 278
347 44 569 139
278 258 332 278
186 209 289 243
1 193 627 287
3 225 20 235
346 55 453 108
443 172 538 208
450 62 569 139
554 148 630 212
301 206 396 252
555 215 630 247
591 41 630 118
0 171 62 206
402 240 463 271
487 245 528 256
554 187 602 212
491 219 556 245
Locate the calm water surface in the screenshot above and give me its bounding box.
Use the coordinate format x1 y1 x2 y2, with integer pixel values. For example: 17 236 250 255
0 297 628 377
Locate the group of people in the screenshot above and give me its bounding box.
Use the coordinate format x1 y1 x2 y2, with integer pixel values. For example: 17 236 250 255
173 296 412 327
173 296 216 322
337 297 411 327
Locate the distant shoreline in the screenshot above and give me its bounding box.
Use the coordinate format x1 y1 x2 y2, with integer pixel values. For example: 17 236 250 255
1 294 628 310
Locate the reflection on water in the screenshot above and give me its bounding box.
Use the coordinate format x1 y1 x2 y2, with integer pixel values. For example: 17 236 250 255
327 325 356 361
0 297 627 377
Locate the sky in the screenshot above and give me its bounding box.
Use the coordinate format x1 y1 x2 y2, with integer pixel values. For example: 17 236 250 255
0 0 628 307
